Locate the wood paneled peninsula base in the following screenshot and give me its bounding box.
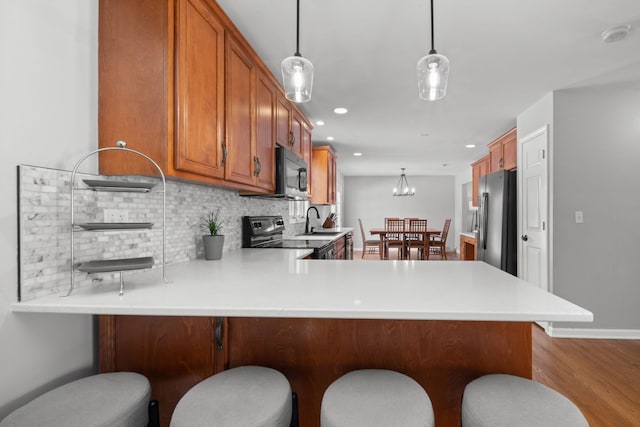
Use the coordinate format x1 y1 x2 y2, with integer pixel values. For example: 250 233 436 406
100 316 532 427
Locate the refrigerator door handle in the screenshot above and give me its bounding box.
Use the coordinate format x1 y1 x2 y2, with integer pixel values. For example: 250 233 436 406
481 192 489 250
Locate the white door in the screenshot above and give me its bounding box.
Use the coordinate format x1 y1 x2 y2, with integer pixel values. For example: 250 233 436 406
518 126 549 293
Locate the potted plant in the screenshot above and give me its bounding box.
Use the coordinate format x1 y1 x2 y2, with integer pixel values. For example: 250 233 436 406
201 210 225 260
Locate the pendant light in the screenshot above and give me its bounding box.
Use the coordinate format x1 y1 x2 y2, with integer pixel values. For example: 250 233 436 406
417 0 449 101
392 168 415 196
281 0 314 103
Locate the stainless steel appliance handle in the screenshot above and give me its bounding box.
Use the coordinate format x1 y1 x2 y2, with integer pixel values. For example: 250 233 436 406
481 192 489 250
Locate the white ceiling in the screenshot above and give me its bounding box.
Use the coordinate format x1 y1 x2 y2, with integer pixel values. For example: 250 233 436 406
216 0 640 176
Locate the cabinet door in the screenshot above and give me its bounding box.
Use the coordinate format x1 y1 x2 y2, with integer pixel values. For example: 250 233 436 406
290 110 303 157
275 94 291 148
328 150 337 204
255 71 276 191
175 0 225 179
99 315 223 427
488 140 503 173
471 155 489 207
302 123 313 196
502 130 517 170
311 146 337 205
225 35 256 186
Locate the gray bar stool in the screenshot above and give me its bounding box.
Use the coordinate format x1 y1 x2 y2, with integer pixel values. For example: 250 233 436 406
321 369 434 427
0 372 152 427
462 374 589 427
170 365 293 427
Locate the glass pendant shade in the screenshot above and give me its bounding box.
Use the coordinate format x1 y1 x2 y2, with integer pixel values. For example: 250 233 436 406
392 168 415 196
417 51 449 101
281 54 314 103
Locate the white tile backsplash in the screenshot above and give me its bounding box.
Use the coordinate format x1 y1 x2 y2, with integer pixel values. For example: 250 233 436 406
18 165 297 300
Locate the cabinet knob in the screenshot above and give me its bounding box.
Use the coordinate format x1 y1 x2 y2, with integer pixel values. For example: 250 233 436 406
521 235 528 241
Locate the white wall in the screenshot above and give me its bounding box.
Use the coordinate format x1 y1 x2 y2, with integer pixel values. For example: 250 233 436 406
518 89 640 334
0 0 97 417
344 175 455 250
552 88 640 332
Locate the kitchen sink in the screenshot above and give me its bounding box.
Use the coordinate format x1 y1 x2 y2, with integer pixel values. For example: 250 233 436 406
299 231 342 236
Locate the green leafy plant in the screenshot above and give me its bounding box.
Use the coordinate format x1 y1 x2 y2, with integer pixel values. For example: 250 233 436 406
202 210 224 236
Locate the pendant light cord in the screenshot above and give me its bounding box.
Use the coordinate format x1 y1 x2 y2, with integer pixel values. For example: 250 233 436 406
430 0 436 54
295 0 301 56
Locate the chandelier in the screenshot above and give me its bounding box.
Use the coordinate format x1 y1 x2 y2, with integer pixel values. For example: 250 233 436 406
392 168 415 196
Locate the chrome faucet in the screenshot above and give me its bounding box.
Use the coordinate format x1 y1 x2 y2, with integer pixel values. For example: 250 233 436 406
305 206 320 234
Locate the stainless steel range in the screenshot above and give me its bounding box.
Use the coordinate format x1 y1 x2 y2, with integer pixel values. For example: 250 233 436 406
242 215 335 259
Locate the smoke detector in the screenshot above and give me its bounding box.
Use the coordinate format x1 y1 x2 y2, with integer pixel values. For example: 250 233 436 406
601 25 631 43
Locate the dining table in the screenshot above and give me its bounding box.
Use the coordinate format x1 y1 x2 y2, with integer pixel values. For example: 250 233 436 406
370 227 441 260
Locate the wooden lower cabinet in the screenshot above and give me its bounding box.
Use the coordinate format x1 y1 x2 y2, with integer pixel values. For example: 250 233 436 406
99 315 225 426
101 315 531 427
460 234 477 260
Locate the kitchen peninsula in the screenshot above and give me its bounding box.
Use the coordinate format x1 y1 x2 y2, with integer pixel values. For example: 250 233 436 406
13 251 592 427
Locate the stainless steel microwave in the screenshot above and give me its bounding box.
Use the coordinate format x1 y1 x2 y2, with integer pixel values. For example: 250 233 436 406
275 147 308 200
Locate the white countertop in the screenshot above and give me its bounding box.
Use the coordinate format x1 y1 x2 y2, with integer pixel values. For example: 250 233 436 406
12 248 593 323
460 231 478 239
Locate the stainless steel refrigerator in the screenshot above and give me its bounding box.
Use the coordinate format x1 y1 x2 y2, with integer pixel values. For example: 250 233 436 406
477 170 517 275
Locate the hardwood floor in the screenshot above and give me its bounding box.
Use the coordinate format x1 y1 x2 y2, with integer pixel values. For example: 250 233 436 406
532 324 640 427
351 249 640 426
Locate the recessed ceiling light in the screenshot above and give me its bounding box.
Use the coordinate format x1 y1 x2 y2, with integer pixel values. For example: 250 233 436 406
601 25 631 43
326 136 334 141
315 120 325 126
465 144 476 148
333 107 348 114
353 152 363 157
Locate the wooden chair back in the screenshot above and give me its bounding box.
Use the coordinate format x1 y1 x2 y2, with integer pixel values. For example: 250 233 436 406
384 218 404 241
441 218 451 242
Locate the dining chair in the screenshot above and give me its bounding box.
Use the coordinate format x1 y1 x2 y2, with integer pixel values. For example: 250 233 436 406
358 218 380 259
405 219 428 260
429 219 451 260
384 218 405 260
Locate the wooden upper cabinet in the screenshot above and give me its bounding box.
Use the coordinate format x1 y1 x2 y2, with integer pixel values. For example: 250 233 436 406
471 155 489 207
225 35 256 186
502 129 517 170
488 128 517 173
174 0 225 179
311 146 337 205
301 122 313 196
254 70 276 192
98 0 310 193
275 94 292 148
290 110 303 157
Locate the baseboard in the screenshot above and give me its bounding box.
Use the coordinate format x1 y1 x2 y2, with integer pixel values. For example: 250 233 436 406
547 326 640 339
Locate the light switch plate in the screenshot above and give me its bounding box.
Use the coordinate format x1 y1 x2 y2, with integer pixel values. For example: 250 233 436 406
575 211 584 224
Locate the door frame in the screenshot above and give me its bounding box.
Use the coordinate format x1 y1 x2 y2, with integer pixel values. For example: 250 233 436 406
517 125 551 329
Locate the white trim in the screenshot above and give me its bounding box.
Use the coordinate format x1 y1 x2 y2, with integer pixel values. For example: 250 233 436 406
548 326 640 340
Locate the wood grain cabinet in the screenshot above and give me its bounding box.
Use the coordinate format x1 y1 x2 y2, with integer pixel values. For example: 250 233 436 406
459 233 477 260
334 235 346 260
98 0 291 194
488 128 517 173
470 127 516 206
471 155 489 207
99 315 226 426
311 146 337 205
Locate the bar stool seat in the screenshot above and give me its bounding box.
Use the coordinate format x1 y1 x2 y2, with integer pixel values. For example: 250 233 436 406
321 369 434 427
462 374 588 427
170 365 292 427
0 372 151 427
